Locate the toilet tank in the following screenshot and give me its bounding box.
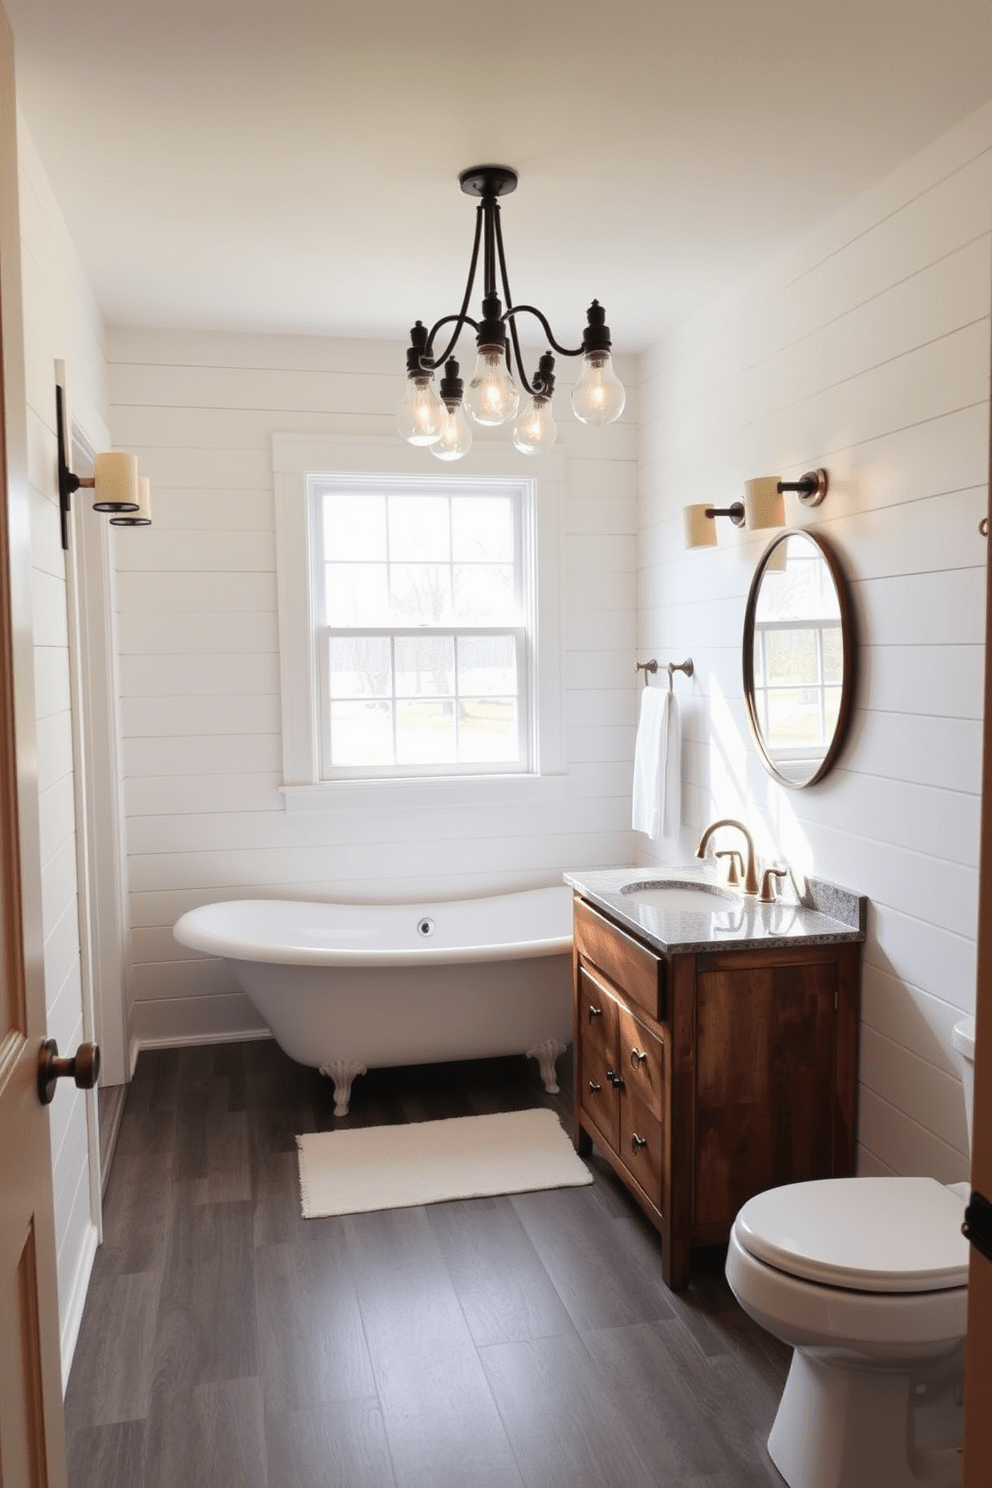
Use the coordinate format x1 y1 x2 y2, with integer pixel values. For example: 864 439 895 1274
952 1016 976 1156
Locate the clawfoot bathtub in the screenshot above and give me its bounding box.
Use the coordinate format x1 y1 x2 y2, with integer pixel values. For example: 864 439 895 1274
174 885 573 1115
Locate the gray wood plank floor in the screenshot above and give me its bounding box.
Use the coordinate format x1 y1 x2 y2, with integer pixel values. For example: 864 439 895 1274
65 1041 790 1488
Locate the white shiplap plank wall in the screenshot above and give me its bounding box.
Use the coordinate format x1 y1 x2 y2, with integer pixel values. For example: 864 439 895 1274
106 329 638 1047
18 116 107 1379
638 102 992 1184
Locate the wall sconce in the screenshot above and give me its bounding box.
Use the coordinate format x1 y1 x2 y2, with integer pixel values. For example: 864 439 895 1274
682 480 785 549
681 468 828 550
56 381 151 549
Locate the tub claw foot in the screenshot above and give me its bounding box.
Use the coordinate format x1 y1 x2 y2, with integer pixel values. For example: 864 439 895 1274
319 1058 367 1117
527 1039 567 1095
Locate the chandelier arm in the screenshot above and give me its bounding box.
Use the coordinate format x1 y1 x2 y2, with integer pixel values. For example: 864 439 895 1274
424 314 481 371
492 209 569 396
502 304 585 359
493 209 535 392
504 303 535 393
420 203 485 370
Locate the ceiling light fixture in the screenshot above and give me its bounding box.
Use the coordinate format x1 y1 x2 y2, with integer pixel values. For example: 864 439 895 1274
398 166 626 461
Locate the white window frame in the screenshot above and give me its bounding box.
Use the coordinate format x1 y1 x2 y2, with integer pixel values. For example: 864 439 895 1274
273 434 566 812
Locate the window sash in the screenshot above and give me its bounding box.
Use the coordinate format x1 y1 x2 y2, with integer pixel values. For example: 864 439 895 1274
318 482 525 631
319 625 529 778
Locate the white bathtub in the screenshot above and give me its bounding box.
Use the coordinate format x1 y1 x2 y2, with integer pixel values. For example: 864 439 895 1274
173 886 574 1115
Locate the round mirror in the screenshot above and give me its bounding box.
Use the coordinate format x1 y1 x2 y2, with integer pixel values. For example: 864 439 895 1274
743 529 855 788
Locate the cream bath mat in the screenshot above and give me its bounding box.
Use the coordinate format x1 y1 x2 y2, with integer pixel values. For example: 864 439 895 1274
296 1107 592 1218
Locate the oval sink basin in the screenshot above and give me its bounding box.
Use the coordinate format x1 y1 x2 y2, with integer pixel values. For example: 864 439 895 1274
620 880 741 912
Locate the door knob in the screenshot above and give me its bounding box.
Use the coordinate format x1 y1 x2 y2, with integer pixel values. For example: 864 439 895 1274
37 1039 100 1106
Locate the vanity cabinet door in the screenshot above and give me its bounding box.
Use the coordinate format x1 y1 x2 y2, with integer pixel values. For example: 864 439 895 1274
577 967 620 1149
693 949 839 1232
618 1006 664 1120
620 1089 664 1209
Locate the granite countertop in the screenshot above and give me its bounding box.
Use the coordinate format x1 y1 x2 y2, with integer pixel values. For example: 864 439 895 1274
563 866 867 956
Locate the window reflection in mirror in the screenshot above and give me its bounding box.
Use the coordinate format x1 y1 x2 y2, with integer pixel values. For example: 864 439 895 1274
743 530 855 788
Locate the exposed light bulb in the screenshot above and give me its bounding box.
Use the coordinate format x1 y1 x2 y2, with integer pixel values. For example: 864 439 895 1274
397 374 445 446
464 347 520 426
512 396 557 456
431 402 473 461
571 351 626 426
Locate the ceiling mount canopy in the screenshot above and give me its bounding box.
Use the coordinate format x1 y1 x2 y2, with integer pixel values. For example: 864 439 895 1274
398 165 626 460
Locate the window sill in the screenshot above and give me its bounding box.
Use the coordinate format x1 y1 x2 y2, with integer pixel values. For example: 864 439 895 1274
280 773 568 814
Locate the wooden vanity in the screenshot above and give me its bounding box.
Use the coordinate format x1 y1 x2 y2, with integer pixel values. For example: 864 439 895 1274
567 871 864 1289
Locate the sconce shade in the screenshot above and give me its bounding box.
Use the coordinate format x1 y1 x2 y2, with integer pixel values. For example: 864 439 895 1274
92 451 140 513
743 477 785 529
109 477 152 527
683 503 718 548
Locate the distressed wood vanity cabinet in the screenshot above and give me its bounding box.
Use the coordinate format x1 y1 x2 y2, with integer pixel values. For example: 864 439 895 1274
571 888 862 1289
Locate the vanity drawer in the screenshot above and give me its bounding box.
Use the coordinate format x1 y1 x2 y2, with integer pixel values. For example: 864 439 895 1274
620 1090 663 1209
574 897 665 1022
618 1006 665 1121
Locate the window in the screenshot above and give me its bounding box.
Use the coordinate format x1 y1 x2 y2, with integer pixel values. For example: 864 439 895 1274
273 436 564 808
316 476 529 777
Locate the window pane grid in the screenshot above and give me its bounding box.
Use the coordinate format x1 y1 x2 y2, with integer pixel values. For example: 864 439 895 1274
326 628 525 773
752 619 841 758
323 490 522 628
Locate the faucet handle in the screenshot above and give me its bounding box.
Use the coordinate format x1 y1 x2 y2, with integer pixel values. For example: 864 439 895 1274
758 866 788 904
715 849 744 887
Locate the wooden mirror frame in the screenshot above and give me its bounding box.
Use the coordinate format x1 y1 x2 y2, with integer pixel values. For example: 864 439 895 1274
742 528 856 789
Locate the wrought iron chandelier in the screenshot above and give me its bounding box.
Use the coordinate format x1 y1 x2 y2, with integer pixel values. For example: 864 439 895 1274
397 165 626 460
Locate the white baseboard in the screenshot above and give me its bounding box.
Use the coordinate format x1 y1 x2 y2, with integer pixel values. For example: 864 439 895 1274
60 1218 99 1395
136 1027 274 1052
130 991 269 1052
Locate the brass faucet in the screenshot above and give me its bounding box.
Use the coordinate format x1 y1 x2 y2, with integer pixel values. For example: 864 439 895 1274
696 818 760 895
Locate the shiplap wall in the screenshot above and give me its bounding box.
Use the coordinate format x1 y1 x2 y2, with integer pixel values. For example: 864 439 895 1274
638 102 992 1183
105 331 638 1049
18 116 107 1374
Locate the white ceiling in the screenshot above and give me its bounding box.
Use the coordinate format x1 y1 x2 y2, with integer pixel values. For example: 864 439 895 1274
7 0 992 351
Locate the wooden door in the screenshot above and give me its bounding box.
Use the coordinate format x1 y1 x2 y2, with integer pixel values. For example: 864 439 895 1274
0 3 70 1483
962 327 992 1481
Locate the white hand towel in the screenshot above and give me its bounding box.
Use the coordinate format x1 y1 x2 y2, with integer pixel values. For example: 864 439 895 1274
632 687 682 839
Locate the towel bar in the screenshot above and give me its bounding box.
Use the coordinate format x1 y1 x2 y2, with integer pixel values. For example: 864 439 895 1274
635 658 694 690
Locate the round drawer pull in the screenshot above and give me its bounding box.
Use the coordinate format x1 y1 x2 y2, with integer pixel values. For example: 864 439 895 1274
631 1133 648 1151
630 1048 648 1066
588 1005 602 1021
588 1080 602 1093
606 1070 625 1089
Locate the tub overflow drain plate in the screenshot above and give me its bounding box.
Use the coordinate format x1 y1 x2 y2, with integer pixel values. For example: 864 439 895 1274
416 916 436 937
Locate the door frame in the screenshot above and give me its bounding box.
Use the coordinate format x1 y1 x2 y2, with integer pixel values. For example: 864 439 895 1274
0 1 69 1478
962 301 992 1483
60 368 131 1094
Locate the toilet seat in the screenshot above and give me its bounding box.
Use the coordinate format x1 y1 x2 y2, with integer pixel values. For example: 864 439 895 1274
734 1176 969 1293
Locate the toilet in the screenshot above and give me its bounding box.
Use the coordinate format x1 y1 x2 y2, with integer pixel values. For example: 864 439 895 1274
726 1015 976 1488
